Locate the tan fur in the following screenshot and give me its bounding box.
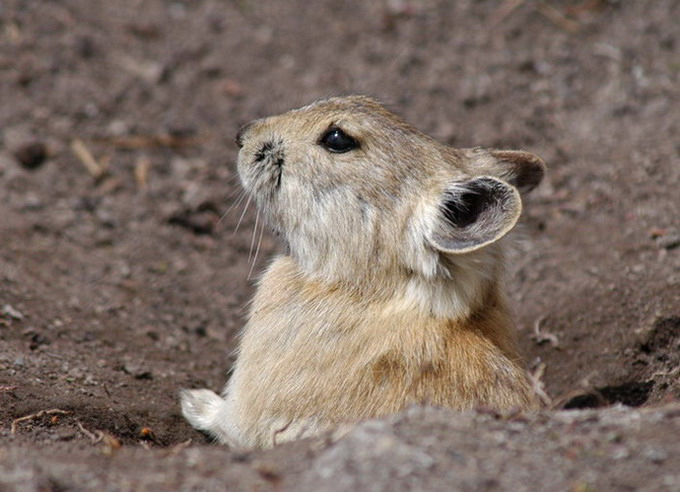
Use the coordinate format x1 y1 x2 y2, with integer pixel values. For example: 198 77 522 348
181 96 546 448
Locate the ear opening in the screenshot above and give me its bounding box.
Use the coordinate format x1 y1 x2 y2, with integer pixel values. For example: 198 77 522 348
430 177 522 253
488 150 546 193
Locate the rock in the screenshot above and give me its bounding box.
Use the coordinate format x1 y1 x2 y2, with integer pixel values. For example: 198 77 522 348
29 333 49 350
299 420 435 492
2 304 25 320
122 361 154 380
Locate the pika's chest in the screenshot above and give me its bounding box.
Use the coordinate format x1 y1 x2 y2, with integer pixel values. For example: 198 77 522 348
236 277 461 391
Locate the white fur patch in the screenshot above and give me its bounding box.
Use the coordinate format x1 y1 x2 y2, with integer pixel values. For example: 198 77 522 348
180 389 244 446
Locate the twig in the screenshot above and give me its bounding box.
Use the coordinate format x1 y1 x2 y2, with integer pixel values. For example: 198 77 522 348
71 139 106 178
528 362 553 407
0 385 17 393
536 1 581 33
11 409 70 434
489 0 525 28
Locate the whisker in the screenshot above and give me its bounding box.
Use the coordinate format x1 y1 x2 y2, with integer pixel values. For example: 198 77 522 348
233 193 252 235
224 184 243 202
248 217 266 280
248 210 260 262
220 189 247 224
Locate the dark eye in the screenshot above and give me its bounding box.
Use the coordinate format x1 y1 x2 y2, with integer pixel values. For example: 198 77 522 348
319 127 359 153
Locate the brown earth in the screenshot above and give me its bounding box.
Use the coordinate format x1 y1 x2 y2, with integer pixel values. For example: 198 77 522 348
1 0 678 490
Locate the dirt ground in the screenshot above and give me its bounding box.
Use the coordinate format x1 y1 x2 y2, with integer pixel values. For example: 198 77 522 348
1 0 678 490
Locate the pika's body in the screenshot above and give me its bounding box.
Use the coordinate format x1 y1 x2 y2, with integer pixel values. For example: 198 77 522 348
181 96 546 448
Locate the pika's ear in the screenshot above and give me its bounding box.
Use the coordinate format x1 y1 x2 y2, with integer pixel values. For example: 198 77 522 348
429 177 522 253
487 150 546 193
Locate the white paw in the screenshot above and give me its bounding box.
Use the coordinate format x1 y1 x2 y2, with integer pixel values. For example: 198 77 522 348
180 388 225 432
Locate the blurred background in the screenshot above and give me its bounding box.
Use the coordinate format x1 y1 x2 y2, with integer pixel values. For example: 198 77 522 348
1 0 678 451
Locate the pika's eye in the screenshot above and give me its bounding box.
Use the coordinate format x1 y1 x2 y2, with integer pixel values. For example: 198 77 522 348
319 127 359 153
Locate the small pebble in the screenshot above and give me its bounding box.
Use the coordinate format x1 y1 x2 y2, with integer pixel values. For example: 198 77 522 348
610 446 630 460
2 304 24 320
643 448 668 463
122 362 154 380
29 333 49 350
22 194 44 211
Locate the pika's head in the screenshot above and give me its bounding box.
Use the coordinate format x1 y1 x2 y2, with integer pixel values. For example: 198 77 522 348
236 96 545 286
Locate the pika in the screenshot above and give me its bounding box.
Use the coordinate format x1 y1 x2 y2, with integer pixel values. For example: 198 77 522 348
181 96 546 448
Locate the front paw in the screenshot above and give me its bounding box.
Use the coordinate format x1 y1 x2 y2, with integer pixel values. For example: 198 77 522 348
180 388 225 432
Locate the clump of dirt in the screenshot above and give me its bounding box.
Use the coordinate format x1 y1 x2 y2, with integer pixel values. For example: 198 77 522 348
634 316 680 399
1 0 678 490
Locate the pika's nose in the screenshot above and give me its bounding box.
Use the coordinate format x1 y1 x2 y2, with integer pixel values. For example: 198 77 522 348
235 122 255 149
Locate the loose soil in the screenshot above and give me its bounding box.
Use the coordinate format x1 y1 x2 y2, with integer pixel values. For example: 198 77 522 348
1 0 678 490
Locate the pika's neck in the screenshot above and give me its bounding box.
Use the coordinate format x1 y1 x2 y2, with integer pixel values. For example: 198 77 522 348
287 240 506 322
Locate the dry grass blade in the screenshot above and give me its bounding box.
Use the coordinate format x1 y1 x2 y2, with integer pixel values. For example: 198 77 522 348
0 385 17 393
536 1 581 33
76 420 104 444
71 139 106 178
528 363 553 407
530 316 559 348
135 157 151 190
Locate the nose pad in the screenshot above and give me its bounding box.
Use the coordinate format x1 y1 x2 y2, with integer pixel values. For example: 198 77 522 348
235 122 255 149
